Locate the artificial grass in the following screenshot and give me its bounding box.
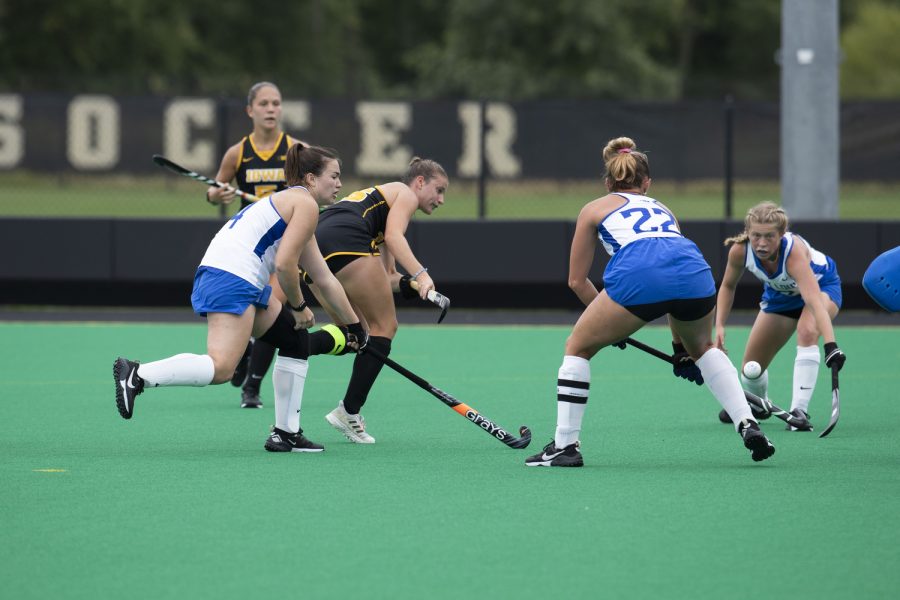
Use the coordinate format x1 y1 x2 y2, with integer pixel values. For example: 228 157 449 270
2 322 899 599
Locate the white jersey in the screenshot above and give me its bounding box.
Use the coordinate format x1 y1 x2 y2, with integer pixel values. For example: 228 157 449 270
597 193 682 256
744 232 830 297
198 196 288 289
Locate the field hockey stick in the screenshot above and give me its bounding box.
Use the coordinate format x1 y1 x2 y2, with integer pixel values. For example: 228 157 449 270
818 365 840 438
152 154 260 203
363 344 531 449
621 337 803 427
409 279 450 323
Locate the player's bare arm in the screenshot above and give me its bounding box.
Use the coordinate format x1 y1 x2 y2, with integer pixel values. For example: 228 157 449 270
786 243 837 344
207 143 241 204
274 192 317 326
568 200 603 306
383 186 433 297
715 243 747 350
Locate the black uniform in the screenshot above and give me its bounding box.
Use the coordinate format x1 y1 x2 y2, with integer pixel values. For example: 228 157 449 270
316 186 391 273
234 133 297 208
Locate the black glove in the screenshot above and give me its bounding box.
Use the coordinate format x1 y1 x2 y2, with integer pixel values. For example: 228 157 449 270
398 274 419 299
672 341 704 386
824 342 846 372
345 322 368 353
611 340 626 350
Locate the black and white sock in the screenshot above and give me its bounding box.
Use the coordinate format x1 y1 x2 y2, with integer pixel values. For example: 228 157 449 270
555 355 590 449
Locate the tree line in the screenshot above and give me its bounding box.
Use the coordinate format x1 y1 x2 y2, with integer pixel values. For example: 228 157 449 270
1 0 898 100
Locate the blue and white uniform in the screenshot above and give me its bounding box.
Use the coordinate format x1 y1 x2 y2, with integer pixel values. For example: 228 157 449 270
746 232 842 314
190 191 300 316
599 193 715 306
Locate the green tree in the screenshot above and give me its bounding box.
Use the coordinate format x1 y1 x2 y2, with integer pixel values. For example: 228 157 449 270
404 0 679 100
841 0 900 98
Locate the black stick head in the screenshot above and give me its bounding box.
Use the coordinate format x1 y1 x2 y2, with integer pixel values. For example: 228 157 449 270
507 425 531 449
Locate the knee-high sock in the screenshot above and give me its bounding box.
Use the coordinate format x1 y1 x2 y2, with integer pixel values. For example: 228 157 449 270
555 355 590 448
792 345 820 413
697 348 752 431
273 355 309 433
137 354 215 387
741 368 769 400
342 336 392 414
243 339 276 394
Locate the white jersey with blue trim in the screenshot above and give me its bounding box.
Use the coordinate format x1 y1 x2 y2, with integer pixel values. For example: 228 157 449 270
744 232 829 297
199 196 288 289
597 193 682 256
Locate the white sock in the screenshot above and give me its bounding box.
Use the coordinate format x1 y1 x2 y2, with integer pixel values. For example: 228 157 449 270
697 348 753 431
137 353 215 387
273 355 309 433
740 368 769 400
555 355 590 448
792 345 820 413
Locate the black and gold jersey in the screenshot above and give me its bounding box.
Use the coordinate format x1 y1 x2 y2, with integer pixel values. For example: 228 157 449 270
319 186 391 247
233 132 298 208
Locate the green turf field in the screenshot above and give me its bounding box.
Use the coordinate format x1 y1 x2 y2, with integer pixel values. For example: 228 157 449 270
3 172 900 220
2 322 899 599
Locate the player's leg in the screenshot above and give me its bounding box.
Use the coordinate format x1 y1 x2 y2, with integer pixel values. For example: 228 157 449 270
253 300 323 452
527 290 645 467
675 310 774 462
230 340 253 387
789 293 840 427
240 275 284 408
324 256 396 443
714 310 795 423
113 310 252 419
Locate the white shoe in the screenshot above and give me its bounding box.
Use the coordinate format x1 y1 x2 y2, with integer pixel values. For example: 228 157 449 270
325 402 375 444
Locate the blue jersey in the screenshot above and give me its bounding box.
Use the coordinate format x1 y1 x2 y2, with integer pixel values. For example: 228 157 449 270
746 232 842 313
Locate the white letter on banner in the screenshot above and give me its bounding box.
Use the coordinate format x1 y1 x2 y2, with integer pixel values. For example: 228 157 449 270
163 98 215 171
356 102 411 176
0 95 24 168
282 101 311 133
67 95 120 170
457 102 520 178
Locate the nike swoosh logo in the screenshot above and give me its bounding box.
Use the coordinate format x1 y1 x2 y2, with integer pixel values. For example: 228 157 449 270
127 368 138 390
242 157 253 162
541 452 562 461
120 380 130 412
800 386 812 390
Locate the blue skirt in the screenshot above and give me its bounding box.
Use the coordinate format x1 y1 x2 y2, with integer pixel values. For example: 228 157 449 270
190 266 273 317
603 237 715 306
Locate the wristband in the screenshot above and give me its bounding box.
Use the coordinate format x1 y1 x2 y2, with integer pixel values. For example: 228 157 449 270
290 299 308 312
412 267 428 279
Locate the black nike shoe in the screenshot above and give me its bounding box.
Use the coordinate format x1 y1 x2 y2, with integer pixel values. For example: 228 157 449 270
785 408 813 432
113 357 144 420
718 401 772 424
525 439 583 467
240 389 263 409
738 420 776 462
264 427 324 453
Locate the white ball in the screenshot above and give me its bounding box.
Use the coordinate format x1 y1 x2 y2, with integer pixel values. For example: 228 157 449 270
742 361 762 379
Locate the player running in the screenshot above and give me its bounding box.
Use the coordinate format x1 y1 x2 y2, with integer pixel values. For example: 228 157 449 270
113 145 364 452
304 157 448 444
